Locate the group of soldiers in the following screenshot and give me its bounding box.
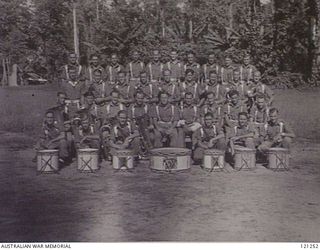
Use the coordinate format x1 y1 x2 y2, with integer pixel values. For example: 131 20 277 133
35 49 295 166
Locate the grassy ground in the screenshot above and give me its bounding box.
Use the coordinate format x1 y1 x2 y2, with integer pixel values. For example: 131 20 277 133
0 85 58 137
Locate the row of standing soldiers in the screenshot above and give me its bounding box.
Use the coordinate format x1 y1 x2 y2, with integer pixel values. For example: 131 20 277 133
35 50 295 166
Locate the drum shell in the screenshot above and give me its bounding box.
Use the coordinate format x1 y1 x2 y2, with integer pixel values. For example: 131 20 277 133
150 148 191 171
37 150 59 173
267 148 289 170
234 147 256 170
203 149 224 171
112 149 135 170
77 148 99 172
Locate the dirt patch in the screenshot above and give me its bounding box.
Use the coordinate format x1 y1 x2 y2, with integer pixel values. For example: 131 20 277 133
0 132 319 242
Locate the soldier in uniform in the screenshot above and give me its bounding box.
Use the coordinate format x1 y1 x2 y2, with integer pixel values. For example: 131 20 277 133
202 53 221 82
100 90 126 127
193 112 226 164
60 53 86 85
80 91 102 128
133 71 159 104
34 110 71 165
222 89 248 128
165 49 183 82
126 50 145 85
146 49 164 83
158 69 181 104
86 55 106 84
87 68 108 103
251 71 274 106
177 92 201 148
220 56 235 85
112 70 135 106
74 117 100 150
106 53 124 85
128 91 154 153
108 110 140 155
183 51 201 81
201 71 229 105
200 91 223 126
258 108 295 153
229 69 249 103
239 54 257 83
150 91 183 148
48 92 70 130
180 69 202 104
227 112 258 151
59 66 87 119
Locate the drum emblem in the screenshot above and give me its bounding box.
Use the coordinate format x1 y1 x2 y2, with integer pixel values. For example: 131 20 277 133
163 158 177 170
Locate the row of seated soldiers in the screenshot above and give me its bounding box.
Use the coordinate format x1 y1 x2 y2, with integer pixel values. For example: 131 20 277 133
35 66 295 165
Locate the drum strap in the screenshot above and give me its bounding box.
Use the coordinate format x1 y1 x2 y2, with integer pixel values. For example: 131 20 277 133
65 65 69 80
264 123 268 133
129 62 133 78
204 64 207 78
149 64 153 81
171 84 175 96
216 84 219 98
279 122 283 134
221 67 224 82
109 66 113 82
240 66 243 81
89 67 93 82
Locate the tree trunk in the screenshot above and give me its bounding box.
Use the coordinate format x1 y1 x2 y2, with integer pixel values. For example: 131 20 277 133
309 0 320 80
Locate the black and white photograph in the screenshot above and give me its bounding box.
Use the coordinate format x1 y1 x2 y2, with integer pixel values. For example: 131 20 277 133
0 0 320 245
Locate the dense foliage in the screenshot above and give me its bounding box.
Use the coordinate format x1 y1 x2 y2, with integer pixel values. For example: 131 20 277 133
0 0 318 86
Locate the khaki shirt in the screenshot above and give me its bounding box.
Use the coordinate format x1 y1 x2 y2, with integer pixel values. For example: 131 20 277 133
180 104 199 124
151 104 180 122
223 102 248 121
126 61 145 79
165 61 183 80
146 62 164 82
261 120 294 141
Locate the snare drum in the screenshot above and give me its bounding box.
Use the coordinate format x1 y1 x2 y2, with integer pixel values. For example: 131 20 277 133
203 149 224 171
77 148 99 173
112 149 135 170
234 147 256 171
150 148 191 172
267 147 290 171
37 149 59 174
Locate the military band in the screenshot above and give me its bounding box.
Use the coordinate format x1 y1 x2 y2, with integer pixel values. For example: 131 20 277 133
36 50 295 169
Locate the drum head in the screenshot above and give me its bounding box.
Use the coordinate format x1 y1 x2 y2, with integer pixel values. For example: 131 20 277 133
267 147 289 153
38 149 59 154
150 147 191 157
78 148 99 153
